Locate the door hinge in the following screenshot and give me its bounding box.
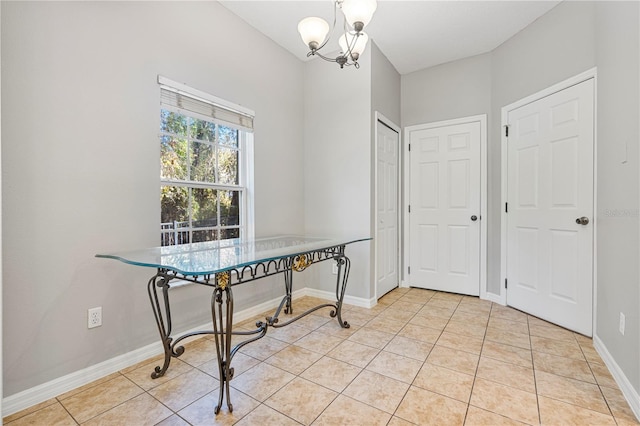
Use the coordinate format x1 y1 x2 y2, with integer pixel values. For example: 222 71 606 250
408 266 411 274
408 205 411 213
505 125 510 137
505 278 508 289
408 143 411 151
505 202 508 213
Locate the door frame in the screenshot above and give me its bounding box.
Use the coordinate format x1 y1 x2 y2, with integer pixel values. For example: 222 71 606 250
499 68 598 316
403 114 488 297
373 112 402 300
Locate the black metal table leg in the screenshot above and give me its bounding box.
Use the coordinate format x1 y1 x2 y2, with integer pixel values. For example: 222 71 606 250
211 272 234 414
141 244 356 416
283 267 293 314
332 255 351 329
147 272 184 378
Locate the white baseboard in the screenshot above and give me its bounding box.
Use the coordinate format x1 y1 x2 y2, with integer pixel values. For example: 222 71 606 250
1 287 315 417
3 337 164 418
482 291 506 305
593 335 640 421
304 288 376 309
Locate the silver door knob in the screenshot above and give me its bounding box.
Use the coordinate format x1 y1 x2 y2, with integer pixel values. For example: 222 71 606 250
576 217 589 225
471 215 478 221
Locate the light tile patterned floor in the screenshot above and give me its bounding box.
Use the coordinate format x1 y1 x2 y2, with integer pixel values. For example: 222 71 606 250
4 288 639 425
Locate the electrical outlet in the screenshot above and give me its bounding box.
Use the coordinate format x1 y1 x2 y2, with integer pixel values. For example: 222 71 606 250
332 263 338 275
88 307 102 329
619 312 625 335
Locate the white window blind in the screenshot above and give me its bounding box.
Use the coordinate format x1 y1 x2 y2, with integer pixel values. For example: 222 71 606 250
158 76 254 133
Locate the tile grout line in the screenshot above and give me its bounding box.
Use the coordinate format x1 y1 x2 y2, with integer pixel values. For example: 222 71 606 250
528 311 543 425
56 398 80 426
580 335 619 421
462 298 492 425
388 290 436 424
6 290 634 426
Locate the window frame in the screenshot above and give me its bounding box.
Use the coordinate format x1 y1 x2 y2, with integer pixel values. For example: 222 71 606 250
158 76 254 246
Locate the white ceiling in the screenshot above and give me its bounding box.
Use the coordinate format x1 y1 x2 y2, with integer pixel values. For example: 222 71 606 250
220 0 561 75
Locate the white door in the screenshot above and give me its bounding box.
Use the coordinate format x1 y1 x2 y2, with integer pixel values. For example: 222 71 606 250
506 78 594 335
409 121 481 296
376 120 399 297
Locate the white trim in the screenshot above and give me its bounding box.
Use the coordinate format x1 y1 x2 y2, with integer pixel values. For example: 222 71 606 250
592 74 599 339
403 122 411 290
593 335 640 421
403 115 488 300
0 7 4 415
499 105 509 306
1 287 372 416
478 116 488 303
304 288 377 309
243 132 256 241
158 75 255 118
483 292 505 305
373 112 402 301
500 67 597 318
3 340 163 417
502 68 597 113
158 82 255 244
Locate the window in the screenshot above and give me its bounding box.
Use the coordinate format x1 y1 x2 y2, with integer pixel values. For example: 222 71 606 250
158 76 254 246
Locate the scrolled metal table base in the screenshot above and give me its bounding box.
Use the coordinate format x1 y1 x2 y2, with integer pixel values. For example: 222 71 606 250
145 245 352 414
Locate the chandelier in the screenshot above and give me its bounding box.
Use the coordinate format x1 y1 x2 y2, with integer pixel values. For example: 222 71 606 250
297 0 377 69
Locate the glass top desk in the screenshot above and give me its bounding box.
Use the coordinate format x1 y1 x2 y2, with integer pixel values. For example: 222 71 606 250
97 235 370 414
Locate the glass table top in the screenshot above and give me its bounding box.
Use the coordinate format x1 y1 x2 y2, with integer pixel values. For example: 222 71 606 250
96 235 370 276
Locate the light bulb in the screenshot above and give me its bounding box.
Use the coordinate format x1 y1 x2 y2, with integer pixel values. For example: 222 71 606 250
338 31 369 60
297 17 330 50
341 0 377 31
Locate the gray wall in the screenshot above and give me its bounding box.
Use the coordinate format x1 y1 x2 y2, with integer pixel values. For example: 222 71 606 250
401 0 639 394
3 0 638 404
301 40 400 302
401 53 492 291
371 42 401 126
401 53 492 128
594 1 640 393
1 1 305 396
371 41 401 296
490 1 597 295
302 47 373 299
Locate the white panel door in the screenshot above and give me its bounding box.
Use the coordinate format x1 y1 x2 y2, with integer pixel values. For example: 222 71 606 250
376 120 399 297
506 78 594 335
409 122 481 296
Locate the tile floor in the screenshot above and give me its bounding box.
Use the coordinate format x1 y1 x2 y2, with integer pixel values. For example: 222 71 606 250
4 288 639 425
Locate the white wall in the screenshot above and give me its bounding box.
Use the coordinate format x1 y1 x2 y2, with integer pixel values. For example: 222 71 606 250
302 49 373 299
1 1 304 396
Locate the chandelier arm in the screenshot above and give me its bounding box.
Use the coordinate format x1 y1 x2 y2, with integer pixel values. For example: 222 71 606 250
345 31 361 62
312 50 340 63
337 14 361 63
301 0 368 69
314 0 340 53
